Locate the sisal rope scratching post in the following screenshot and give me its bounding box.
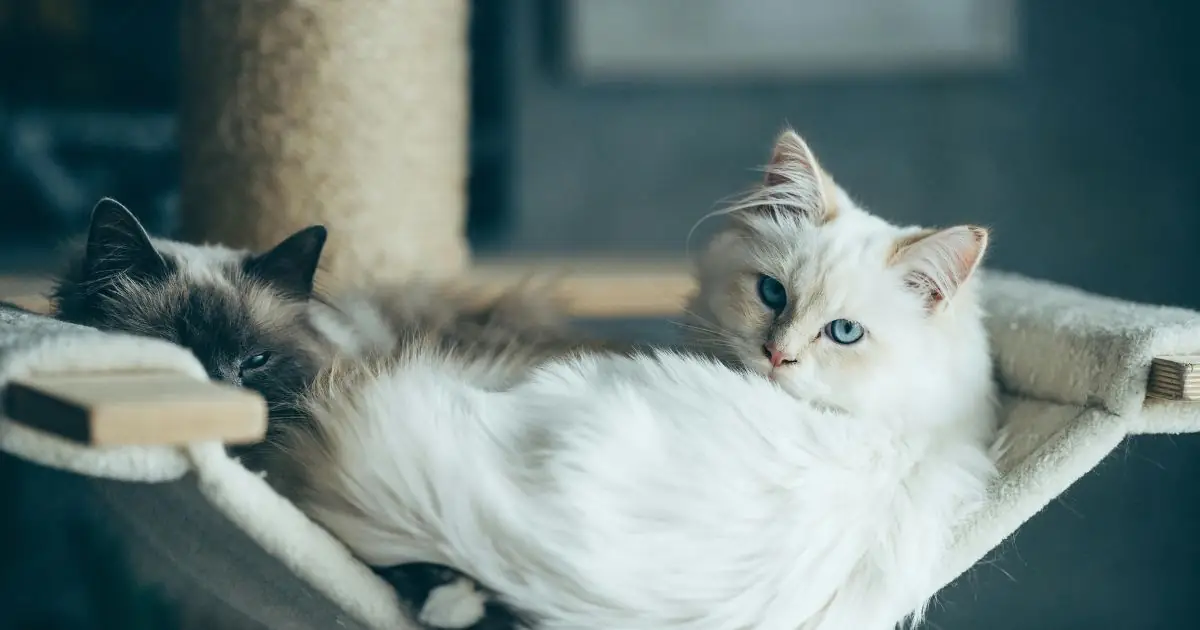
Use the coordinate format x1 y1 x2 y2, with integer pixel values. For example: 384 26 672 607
179 0 471 284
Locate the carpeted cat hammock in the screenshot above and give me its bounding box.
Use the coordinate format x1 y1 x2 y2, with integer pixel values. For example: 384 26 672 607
3 276 1200 628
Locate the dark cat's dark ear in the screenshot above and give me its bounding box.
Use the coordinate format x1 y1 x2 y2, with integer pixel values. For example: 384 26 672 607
83 198 168 281
244 225 327 298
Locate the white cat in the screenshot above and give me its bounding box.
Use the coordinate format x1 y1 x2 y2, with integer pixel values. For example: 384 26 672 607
279 129 998 630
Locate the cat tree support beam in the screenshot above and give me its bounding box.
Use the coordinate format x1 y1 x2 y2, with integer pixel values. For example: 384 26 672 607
178 0 471 284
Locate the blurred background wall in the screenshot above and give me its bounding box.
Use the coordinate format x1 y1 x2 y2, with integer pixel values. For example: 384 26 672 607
1 1 1197 627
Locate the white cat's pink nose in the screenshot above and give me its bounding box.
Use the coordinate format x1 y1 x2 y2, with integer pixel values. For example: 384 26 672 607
763 342 796 368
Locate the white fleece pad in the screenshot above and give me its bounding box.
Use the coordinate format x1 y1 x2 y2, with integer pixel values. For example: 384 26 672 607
929 272 1200 597
2 272 1200 628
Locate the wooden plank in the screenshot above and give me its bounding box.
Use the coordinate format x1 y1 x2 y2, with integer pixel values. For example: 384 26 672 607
3 294 50 314
2 259 698 319
555 273 693 317
3 370 268 446
471 258 694 317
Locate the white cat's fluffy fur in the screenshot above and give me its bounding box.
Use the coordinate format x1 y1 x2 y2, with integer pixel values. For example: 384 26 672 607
281 130 998 629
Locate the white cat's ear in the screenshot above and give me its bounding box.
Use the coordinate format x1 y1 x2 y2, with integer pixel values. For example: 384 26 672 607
753 128 833 222
245 225 328 298
83 198 168 281
891 226 989 310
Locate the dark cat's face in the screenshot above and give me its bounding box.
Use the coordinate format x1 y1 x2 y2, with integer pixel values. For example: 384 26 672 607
53 199 331 421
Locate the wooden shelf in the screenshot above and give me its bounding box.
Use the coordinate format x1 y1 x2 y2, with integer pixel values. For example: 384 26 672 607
470 258 693 317
2 258 696 318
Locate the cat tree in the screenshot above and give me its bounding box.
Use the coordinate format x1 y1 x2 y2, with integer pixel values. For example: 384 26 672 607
2 2 1200 628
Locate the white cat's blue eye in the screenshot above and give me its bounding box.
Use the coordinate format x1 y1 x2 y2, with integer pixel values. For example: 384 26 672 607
824 319 865 345
756 275 788 313
239 352 272 373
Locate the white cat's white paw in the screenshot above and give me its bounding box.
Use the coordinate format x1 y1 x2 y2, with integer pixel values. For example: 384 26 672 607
418 577 488 628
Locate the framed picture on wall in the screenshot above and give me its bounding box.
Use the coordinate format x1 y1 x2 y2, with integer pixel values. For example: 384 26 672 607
557 0 1018 82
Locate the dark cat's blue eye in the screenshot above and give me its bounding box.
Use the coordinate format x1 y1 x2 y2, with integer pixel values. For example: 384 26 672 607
239 352 272 373
824 319 865 345
757 275 788 313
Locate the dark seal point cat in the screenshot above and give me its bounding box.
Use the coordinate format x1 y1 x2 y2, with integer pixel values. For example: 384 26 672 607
52 198 331 466
51 199 531 630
